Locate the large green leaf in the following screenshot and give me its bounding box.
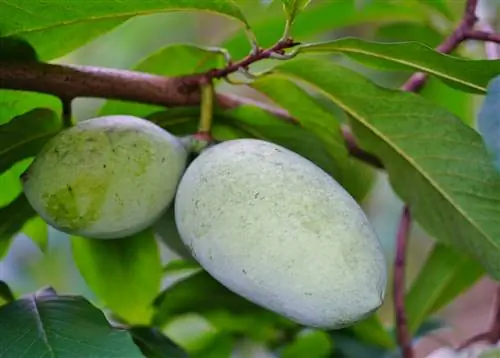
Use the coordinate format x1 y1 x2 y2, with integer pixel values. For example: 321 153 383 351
71 229 162 325
272 57 500 279
221 1 426 60
0 287 143 357
406 243 484 333
251 75 374 201
297 38 500 93
0 108 62 174
0 194 36 259
0 0 249 60
99 43 225 117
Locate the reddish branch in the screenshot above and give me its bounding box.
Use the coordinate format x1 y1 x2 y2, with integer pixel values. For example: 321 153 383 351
393 206 413 358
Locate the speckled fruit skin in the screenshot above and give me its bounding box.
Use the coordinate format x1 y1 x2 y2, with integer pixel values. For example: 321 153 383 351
22 115 188 239
174 138 387 329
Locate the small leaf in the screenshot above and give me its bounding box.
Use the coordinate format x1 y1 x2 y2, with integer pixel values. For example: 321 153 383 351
0 194 36 259
251 75 374 201
0 0 250 60
22 216 49 253
0 280 14 304
406 243 484 333
281 329 332 358
478 75 500 171
272 57 500 279
0 290 143 357
0 108 62 174
281 0 312 24
330 332 390 358
130 326 188 358
297 38 500 93
100 44 226 117
71 229 162 325
191 333 235 358
162 259 201 274
163 314 220 354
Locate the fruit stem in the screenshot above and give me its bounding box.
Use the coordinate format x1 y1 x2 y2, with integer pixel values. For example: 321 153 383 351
198 78 215 134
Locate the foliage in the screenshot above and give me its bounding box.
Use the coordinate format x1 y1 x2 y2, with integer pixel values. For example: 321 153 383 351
0 0 499 357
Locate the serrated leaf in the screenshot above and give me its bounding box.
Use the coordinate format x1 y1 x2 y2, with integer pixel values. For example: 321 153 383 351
222 1 426 60
100 44 226 117
0 289 143 357
130 326 188 358
281 329 332 358
272 57 500 279
0 194 36 259
71 229 162 325
0 108 62 174
251 75 374 201
406 243 484 333
281 0 312 24
297 38 500 93
21 216 49 253
478 75 500 171
0 0 250 60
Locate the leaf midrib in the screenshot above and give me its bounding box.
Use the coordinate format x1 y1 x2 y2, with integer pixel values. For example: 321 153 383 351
300 43 485 92
280 73 498 254
0 129 59 162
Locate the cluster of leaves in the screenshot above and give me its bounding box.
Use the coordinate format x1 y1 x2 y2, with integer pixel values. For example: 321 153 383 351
1 0 500 357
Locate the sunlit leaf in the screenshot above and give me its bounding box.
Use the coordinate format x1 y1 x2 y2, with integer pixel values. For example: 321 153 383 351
272 57 500 279
0 0 250 60
71 229 162 324
280 329 332 358
297 38 500 93
0 288 143 357
21 216 49 253
99 44 226 117
281 0 312 24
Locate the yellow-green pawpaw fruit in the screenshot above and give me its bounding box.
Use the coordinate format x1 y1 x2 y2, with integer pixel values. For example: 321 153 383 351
22 115 188 239
174 139 387 329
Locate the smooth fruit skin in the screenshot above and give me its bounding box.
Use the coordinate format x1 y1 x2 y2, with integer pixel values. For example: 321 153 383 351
22 115 188 239
174 139 387 329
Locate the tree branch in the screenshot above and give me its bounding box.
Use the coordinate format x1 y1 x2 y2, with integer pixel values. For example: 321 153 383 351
394 205 413 358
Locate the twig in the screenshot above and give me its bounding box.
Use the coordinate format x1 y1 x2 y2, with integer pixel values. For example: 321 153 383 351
394 205 413 358
464 30 500 44
456 286 500 350
402 0 479 92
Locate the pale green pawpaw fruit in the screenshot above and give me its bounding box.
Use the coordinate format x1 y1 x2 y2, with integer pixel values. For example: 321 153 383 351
174 138 387 329
22 115 188 239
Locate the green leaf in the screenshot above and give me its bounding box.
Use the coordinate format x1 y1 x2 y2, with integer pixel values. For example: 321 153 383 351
272 57 500 279
0 108 62 174
330 333 389 358
0 194 36 259
221 1 427 60
406 243 484 333
99 44 226 117
71 229 162 325
22 216 49 253
153 270 278 327
163 314 220 354
191 333 235 358
155 206 194 259
251 75 374 201
350 315 395 349
281 0 312 24
417 0 453 19
478 75 500 170
0 287 143 357
130 326 188 358
297 38 500 93
281 329 332 358
0 0 250 60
